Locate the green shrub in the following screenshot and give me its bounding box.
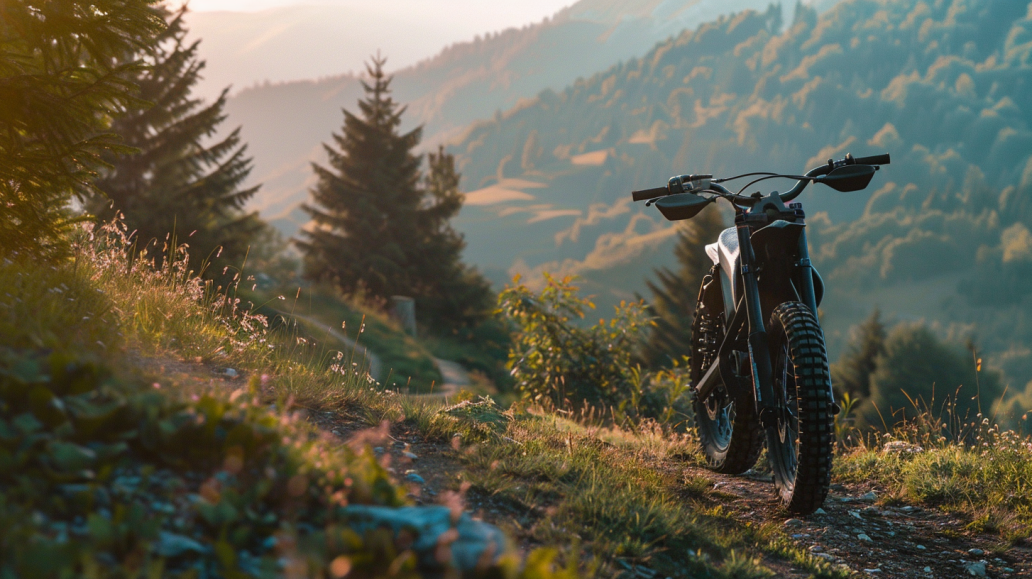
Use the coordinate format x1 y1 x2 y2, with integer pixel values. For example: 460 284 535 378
498 275 690 427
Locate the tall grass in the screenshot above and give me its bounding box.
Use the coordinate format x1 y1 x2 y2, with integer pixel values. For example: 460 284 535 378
834 393 1032 540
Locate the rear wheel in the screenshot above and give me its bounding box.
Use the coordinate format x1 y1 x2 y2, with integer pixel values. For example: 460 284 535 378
766 302 834 514
691 284 763 474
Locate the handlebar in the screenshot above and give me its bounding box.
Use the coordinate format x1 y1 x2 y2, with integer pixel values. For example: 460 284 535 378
631 152 890 207
631 187 668 202
854 153 891 166
781 152 890 202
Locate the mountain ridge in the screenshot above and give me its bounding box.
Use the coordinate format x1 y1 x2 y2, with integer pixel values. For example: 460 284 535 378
445 0 1032 388
218 0 827 230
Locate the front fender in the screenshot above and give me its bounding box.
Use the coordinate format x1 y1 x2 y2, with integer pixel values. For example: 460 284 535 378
751 220 824 307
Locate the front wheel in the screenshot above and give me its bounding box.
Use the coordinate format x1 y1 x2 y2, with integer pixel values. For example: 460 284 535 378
766 302 834 514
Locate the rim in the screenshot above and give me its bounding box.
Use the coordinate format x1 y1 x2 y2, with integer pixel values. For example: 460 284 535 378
699 391 735 453
769 338 800 493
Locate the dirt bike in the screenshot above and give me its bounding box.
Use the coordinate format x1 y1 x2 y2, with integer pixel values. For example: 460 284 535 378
631 152 890 514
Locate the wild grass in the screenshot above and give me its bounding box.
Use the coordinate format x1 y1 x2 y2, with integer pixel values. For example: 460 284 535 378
1 221 590 577
243 286 443 391
13 220 1031 576
413 399 847 578
834 396 1032 541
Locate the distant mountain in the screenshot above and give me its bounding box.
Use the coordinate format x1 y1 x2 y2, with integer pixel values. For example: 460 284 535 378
218 0 829 232
447 0 1032 388
183 1 578 102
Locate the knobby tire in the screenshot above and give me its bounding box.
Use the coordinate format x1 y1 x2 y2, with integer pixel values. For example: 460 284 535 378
766 302 834 514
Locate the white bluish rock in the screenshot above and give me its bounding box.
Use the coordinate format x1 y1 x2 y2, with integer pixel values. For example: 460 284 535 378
341 505 509 572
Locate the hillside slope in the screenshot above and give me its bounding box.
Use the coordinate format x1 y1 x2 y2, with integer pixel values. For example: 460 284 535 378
448 0 1032 389
221 0 832 229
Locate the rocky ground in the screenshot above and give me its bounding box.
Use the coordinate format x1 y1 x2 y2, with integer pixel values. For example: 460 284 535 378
707 471 1031 578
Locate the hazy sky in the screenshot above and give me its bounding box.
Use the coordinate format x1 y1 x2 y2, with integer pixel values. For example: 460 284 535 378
181 0 580 99
184 0 577 29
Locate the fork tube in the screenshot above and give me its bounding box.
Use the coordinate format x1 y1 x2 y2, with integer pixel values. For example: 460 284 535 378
735 213 776 423
796 226 819 316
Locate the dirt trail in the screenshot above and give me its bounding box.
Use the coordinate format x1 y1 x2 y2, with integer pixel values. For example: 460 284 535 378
291 313 383 379
679 465 1030 578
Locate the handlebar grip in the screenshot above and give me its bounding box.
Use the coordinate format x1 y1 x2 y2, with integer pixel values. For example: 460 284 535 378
854 153 890 166
632 186 668 202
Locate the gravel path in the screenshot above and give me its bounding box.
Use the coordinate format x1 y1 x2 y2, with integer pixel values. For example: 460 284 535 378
685 466 1031 578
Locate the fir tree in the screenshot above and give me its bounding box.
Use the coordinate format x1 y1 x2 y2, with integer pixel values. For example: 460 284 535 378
298 56 420 298
413 146 493 330
298 57 491 331
0 0 164 260
88 7 264 274
643 205 726 367
831 308 887 399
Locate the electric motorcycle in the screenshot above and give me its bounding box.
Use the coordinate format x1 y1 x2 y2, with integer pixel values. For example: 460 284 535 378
631 152 890 514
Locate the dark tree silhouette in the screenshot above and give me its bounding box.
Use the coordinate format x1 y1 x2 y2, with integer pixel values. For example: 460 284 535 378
298 57 491 331
89 7 264 274
643 205 725 367
0 0 164 259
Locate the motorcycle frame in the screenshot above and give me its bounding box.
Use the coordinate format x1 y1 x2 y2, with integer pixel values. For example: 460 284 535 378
693 192 830 427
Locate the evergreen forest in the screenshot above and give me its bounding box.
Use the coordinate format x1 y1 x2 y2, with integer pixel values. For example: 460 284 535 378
449 0 1032 418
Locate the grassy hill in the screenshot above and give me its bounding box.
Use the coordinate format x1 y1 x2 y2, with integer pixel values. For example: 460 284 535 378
446 0 1032 393
5 225 1032 577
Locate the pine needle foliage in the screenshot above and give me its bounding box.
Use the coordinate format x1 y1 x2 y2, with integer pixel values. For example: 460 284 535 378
831 308 886 399
298 57 491 331
88 7 264 275
414 146 493 330
643 206 726 368
0 0 164 260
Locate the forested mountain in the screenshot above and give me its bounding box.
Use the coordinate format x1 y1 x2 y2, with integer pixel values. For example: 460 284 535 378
448 0 1032 390
220 0 832 232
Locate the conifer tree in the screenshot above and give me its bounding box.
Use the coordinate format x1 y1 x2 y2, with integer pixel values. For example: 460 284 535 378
0 0 164 260
298 57 491 331
643 206 726 367
831 309 886 399
413 146 493 330
88 7 264 274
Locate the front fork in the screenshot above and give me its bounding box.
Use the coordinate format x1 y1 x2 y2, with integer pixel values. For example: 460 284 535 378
736 211 831 427
734 213 778 428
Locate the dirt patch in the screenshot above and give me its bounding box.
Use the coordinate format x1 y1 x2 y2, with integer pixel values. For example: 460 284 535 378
682 465 1031 578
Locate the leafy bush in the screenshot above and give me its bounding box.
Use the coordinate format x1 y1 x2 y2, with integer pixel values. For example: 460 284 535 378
498 275 690 427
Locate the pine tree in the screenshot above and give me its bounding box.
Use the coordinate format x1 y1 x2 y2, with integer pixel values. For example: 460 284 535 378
298 56 421 298
643 205 726 367
831 309 886 399
0 0 164 260
298 57 492 331
88 7 264 274
412 146 493 330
